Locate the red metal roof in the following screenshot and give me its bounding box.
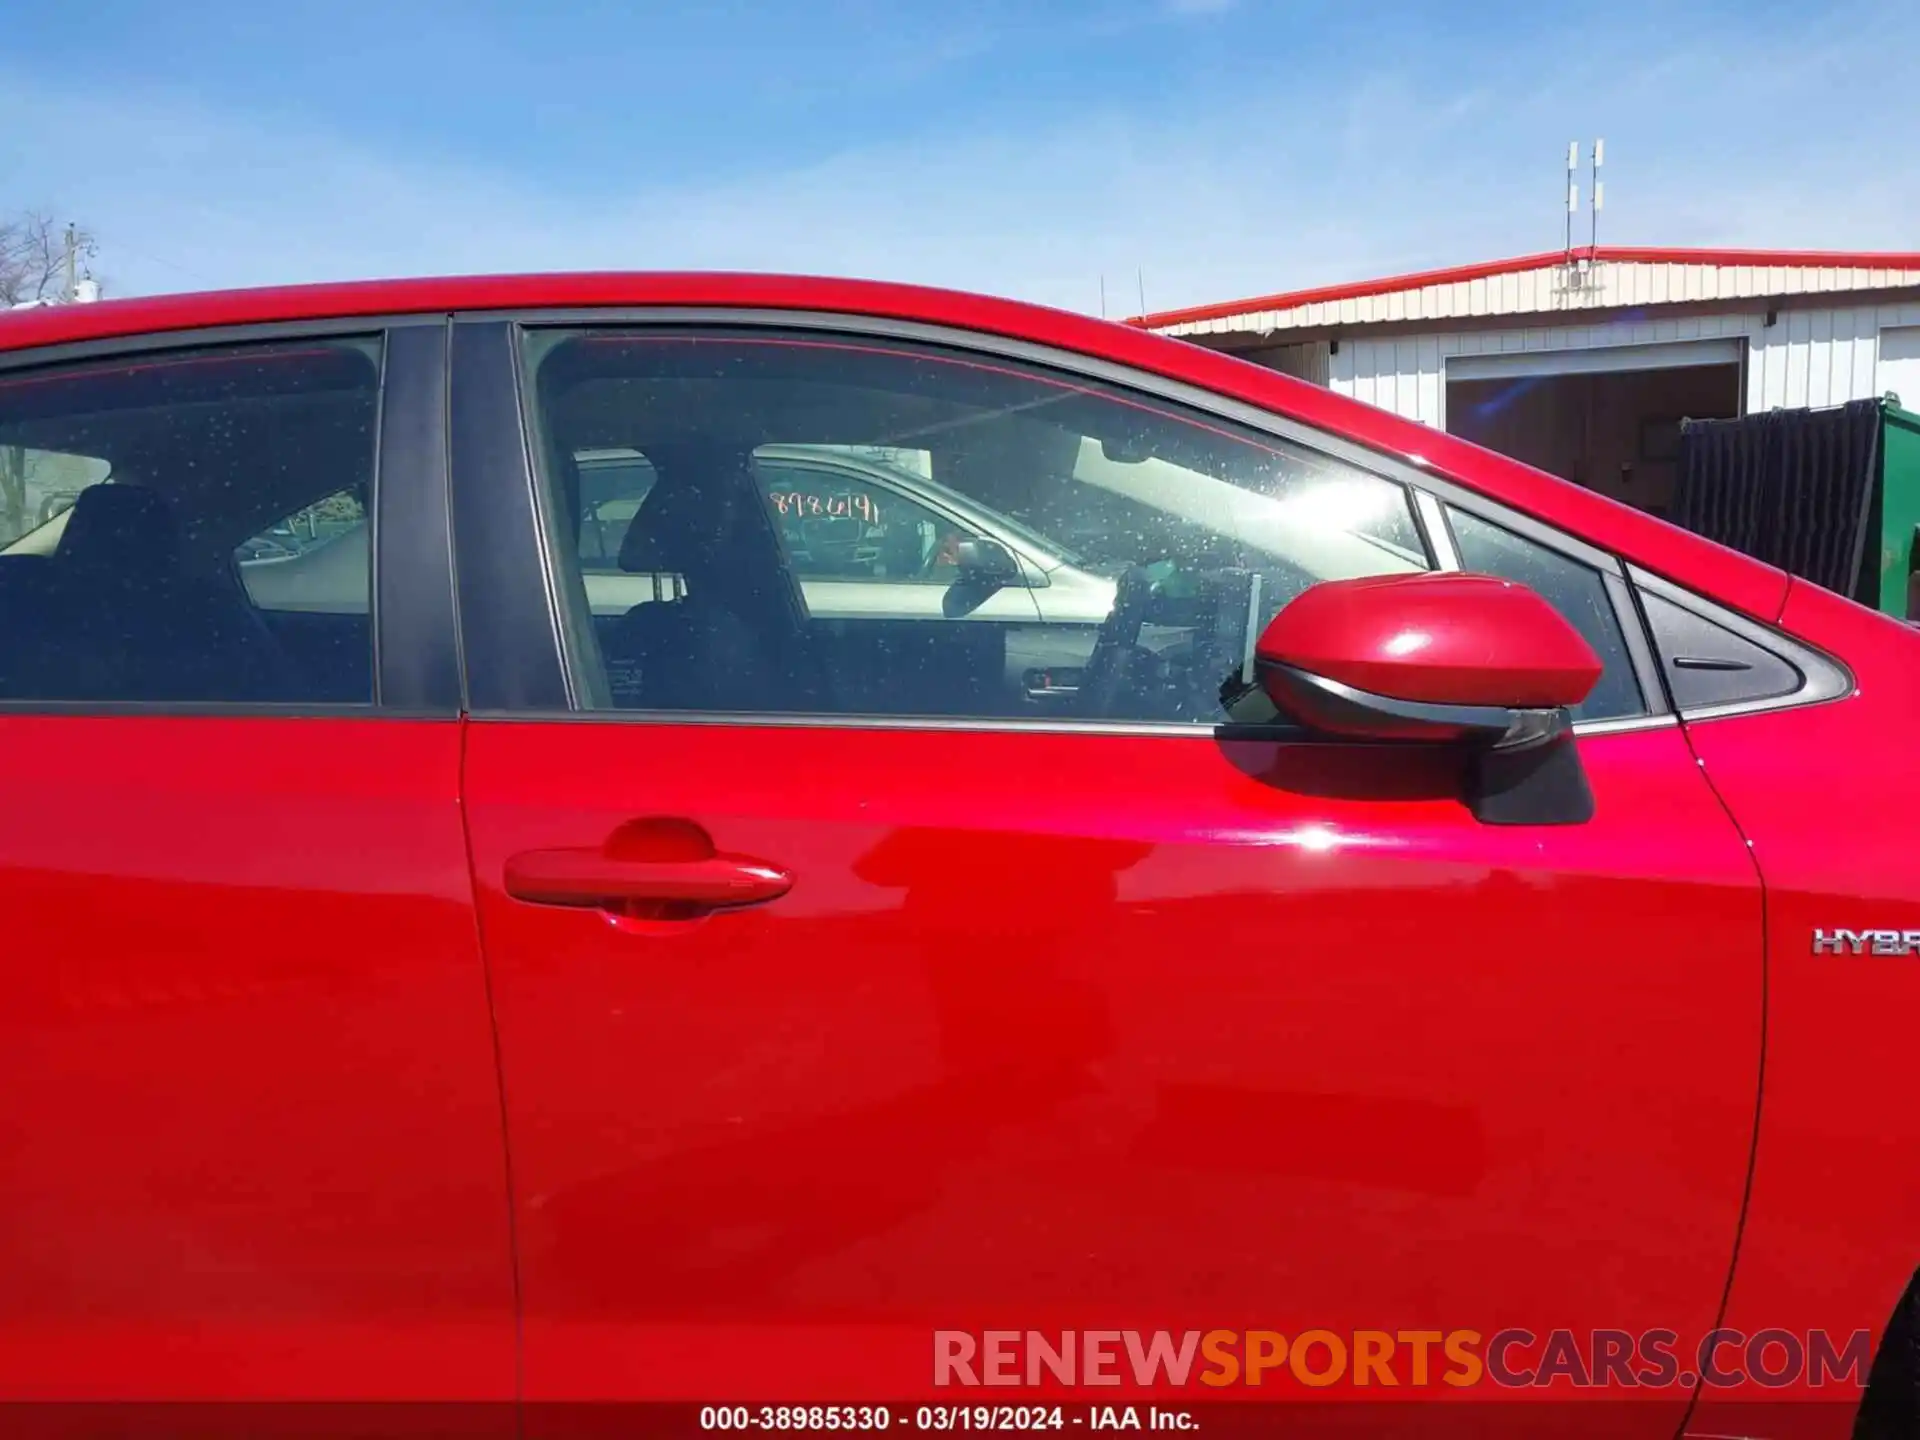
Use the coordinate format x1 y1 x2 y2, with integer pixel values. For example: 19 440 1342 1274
1126 245 1920 330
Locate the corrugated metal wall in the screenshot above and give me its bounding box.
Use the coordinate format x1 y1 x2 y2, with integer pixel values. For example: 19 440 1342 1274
1324 300 1920 428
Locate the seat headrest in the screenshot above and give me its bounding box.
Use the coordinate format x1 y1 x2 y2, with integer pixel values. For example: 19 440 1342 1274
617 450 766 578
56 484 181 576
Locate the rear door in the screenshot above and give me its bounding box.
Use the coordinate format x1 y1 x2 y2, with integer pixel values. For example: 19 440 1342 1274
0 323 515 1406
453 314 1762 1433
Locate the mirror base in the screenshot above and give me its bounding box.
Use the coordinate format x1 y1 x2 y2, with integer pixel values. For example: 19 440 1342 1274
1468 731 1595 826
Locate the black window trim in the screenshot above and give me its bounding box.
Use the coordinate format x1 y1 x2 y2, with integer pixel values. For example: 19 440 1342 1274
459 305 1848 737
1626 564 1852 721
375 320 464 713
0 315 463 719
450 319 574 712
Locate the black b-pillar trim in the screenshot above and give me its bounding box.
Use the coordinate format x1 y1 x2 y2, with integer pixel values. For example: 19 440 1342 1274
374 321 463 713
448 320 572 713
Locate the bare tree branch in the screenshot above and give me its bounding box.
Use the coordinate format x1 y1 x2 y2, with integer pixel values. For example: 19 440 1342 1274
0 211 98 307
1 211 103 538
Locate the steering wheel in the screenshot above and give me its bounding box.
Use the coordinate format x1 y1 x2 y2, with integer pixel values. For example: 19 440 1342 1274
1075 564 1162 719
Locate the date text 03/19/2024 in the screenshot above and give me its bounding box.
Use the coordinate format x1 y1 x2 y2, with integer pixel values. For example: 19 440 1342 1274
700 1406 1182 1431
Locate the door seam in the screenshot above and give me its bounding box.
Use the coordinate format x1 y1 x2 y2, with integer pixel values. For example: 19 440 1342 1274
457 713 528 1425
1670 713 1769 1440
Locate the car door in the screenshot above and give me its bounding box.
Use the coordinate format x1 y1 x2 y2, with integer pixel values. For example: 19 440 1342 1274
452 315 1761 1433
0 322 516 1409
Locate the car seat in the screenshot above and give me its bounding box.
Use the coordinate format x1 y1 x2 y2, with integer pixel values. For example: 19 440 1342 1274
600 445 826 712
23 485 296 702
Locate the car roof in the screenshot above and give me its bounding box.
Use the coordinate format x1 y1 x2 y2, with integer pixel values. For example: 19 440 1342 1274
0 271 1788 621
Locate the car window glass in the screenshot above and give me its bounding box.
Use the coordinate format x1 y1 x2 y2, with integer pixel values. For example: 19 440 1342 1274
576 450 658 573
0 447 112 546
241 489 366 562
521 327 1431 725
229 487 372 703
1444 505 1645 721
0 338 381 704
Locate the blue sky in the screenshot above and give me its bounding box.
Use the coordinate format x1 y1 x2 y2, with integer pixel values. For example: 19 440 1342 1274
2 0 1911 313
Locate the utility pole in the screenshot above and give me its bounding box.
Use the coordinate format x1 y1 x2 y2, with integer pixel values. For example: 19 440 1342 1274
62 223 78 303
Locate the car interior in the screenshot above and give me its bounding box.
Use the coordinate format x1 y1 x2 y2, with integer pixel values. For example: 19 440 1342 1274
0 341 379 704
529 331 1431 724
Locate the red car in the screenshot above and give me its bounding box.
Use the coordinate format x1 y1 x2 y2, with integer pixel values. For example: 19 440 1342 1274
0 274 1914 1439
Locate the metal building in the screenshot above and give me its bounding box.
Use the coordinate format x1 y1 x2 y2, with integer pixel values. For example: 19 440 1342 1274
1132 247 1920 519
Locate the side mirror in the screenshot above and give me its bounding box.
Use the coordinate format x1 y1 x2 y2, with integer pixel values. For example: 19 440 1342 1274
954 537 1021 583
1099 435 1154 464
1255 572 1604 824
943 537 1024 619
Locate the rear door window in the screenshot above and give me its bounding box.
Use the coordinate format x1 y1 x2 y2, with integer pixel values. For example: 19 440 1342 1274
0 337 381 704
0 446 112 545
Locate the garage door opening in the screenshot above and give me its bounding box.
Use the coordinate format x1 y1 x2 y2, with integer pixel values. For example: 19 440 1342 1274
1447 358 1741 519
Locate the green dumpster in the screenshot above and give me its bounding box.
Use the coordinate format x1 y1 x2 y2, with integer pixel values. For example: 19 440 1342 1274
1877 400 1920 619
1676 396 1920 620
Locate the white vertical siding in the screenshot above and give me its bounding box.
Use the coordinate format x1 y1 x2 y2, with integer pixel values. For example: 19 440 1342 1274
1745 301 1920 412
1310 301 1920 428
1878 326 1920 411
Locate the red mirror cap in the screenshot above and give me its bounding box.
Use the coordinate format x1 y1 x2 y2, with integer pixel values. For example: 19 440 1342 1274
1256 572 1603 709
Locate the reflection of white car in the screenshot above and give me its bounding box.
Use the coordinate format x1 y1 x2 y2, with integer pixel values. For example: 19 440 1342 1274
235 445 1126 625
237 442 1422 628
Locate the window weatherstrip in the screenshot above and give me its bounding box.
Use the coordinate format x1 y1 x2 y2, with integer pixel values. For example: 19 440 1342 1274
1414 490 1460 570
1606 569 1670 718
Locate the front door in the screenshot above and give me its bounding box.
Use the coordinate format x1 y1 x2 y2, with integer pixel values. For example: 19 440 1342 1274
455 316 1762 1432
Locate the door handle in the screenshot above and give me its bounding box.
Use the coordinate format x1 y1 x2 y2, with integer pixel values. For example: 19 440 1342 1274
504 845 792 915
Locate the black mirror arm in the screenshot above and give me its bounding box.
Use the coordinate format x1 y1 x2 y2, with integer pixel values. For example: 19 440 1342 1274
1262 662 1593 825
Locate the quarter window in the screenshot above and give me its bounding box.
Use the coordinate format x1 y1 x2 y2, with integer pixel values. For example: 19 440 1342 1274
0 338 381 704
521 328 1432 724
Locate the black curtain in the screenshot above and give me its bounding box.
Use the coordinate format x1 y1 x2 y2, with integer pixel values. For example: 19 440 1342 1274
1674 399 1882 601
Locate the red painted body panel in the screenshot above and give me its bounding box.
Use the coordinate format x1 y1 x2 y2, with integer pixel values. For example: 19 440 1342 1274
1680 584 1920 1440
1259 573 1602 707
0 272 1790 620
0 718 516 1400
464 718 1759 1427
